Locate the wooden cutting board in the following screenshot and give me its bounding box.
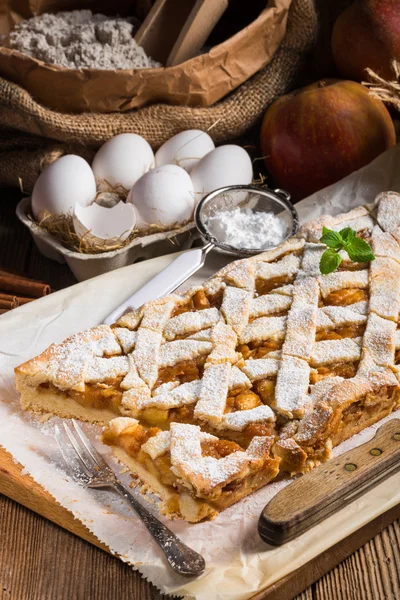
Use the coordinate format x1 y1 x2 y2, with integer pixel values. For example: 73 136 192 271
1 445 400 600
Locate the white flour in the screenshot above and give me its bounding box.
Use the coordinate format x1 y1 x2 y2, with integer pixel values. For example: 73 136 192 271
206 208 286 250
9 10 161 70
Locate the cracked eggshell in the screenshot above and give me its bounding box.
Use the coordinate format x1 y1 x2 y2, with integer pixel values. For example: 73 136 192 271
155 129 215 172
32 155 96 222
127 164 195 231
73 201 137 247
92 133 155 191
190 145 253 203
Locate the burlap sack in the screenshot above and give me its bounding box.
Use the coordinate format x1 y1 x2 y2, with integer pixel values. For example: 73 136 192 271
0 0 318 192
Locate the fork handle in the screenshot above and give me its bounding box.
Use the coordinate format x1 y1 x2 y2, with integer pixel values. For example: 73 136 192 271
112 481 205 576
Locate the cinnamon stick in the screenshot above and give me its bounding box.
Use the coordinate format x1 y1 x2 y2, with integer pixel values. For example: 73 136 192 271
0 271 50 298
0 293 17 302
15 296 36 305
0 298 18 310
0 293 35 306
0 268 33 281
0 268 50 285
0 308 8 315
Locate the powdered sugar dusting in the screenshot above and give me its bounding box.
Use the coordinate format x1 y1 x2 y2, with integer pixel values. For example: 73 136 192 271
224 261 255 292
274 355 310 418
133 328 162 388
141 430 171 460
113 327 137 353
256 253 301 282
146 380 200 410
369 257 400 321
310 337 362 367
308 376 344 407
164 308 219 340
84 355 129 382
140 301 175 333
371 225 400 263
106 416 139 436
152 381 179 396
240 316 286 345
376 191 400 233
298 205 370 242
242 358 279 381
221 286 252 336
194 363 231 424
229 366 251 390
47 326 121 390
300 243 325 277
158 340 212 368
281 276 319 360
319 270 369 298
207 322 237 364
362 313 395 367
250 293 292 318
316 305 367 330
206 208 286 250
221 405 275 431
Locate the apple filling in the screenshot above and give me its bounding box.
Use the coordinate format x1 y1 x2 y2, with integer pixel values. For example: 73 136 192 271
323 288 368 306
255 275 294 296
310 361 359 384
39 380 123 414
141 390 276 446
171 289 221 317
237 339 283 361
330 385 399 448
315 324 365 341
394 348 400 364
155 357 206 387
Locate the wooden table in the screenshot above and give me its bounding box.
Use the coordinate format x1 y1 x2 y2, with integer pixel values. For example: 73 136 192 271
1 189 400 600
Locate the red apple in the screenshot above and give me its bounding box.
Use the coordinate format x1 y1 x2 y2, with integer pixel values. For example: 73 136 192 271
332 0 400 81
260 80 396 201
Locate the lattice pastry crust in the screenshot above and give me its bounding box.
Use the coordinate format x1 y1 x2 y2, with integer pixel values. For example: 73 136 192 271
15 191 400 521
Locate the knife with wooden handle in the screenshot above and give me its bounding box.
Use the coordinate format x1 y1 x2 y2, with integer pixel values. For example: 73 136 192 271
259 419 400 546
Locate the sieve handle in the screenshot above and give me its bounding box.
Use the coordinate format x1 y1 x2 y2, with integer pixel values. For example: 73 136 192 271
103 244 213 325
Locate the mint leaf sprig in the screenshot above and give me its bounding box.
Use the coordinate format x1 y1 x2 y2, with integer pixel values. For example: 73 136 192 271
319 226 375 275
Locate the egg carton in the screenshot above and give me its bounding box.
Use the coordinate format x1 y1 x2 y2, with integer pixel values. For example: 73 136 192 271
16 197 196 282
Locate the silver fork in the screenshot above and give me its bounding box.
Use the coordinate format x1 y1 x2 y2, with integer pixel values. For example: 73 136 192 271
54 420 205 577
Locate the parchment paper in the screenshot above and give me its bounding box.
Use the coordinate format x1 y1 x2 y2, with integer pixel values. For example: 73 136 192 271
2 144 400 600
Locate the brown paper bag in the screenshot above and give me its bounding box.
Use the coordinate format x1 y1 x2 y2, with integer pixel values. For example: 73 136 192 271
0 0 318 193
0 0 292 113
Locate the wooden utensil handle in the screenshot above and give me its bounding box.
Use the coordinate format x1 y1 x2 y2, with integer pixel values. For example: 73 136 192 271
135 0 197 64
167 0 229 67
259 419 400 546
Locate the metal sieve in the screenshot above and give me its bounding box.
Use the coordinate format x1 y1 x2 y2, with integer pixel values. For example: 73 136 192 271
194 184 298 257
104 185 298 324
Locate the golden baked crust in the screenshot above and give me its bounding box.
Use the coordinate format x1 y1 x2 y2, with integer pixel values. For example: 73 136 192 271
14 191 400 519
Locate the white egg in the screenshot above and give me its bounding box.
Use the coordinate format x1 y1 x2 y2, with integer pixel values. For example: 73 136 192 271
190 145 253 203
73 201 137 247
32 155 96 221
92 133 155 191
127 164 194 230
155 130 215 172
